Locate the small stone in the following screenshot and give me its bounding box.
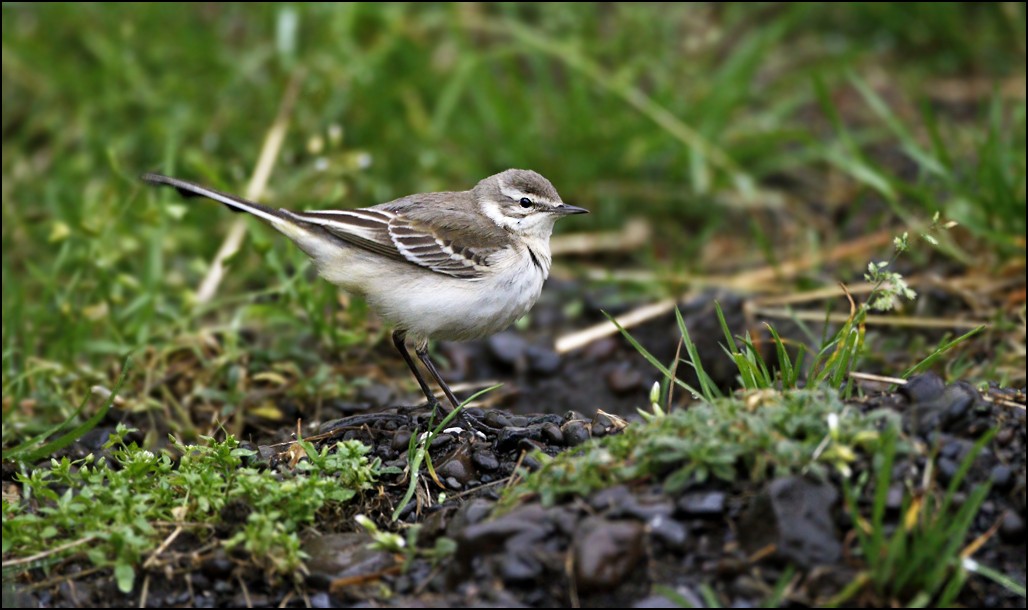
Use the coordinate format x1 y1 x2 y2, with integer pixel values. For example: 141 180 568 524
540 422 564 445
584 337 618 360
472 449 500 472
573 517 645 592
488 332 529 367
886 484 905 511
562 420 591 446
436 454 474 485
990 464 1013 490
606 363 644 395
485 410 512 428
590 485 633 512
430 433 454 448
1000 510 1024 542
942 383 976 423
496 426 544 451
527 345 562 374
309 592 333 608
303 533 395 582
357 383 394 406
900 373 945 403
937 458 959 483
391 429 412 451
996 427 1014 446
648 514 687 548
740 477 841 568
677 491 726 517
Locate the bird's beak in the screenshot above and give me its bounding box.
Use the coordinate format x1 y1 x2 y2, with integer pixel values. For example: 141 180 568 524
550 203 589 216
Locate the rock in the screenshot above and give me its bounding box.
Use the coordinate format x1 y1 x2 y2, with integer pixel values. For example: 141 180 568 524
678 491 727 517
900 373 945 403
540 422 564 445
436 453 475 486
583 337 618 361
303 533 396 585
455 505 551 561
488 332 529 367
562 420 591 447
527 345 562 374
472 449 500 472
357 382 394 406
989 464 1013 490
1000 510 1024 542
446 498 495 538
496 426 544 451
648 514 688 548
573 517 645 592
606 363 644 395
740 476 841 568
391 428 412 451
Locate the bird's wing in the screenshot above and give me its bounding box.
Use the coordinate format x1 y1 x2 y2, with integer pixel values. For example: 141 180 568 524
287 206 507 280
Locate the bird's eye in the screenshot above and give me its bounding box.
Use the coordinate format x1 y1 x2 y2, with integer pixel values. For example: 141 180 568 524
519 197 533 208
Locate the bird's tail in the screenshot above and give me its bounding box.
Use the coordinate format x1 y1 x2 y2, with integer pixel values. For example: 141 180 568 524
141 173 288 227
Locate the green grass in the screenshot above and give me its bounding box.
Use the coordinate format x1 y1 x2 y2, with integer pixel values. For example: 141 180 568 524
2 425 379 592
503 386 899 507
4 4 1024 438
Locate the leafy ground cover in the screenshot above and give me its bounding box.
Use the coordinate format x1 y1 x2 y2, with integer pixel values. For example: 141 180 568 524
3 3 1025 607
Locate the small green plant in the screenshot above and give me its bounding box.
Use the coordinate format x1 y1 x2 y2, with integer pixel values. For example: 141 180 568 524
391 384 501 522
504 387 896 506
833 429 1001 606
2 425 378 592
353 515 456 572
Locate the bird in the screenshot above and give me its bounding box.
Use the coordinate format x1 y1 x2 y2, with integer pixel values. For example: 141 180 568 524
142 169 587 419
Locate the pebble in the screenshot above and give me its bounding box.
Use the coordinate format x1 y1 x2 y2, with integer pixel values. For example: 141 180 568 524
541 422 564 445
496 426 544 451
488 332 529 366
303 533 395 582
943 383 976 423
1000 510 1025 542
989 464 1013 490
559 420 591 447
391 428 412 451
573 517 645 591
741 477 841 568
472 449 500 471
677 491 726 517
527 345 562 374
900 373 945 403
436 454 475 486
583 337 618 360
606 363 644 394
648 514 688 548
937 457 959 483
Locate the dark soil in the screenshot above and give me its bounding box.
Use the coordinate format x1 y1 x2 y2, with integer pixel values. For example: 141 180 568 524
4 301 1025 608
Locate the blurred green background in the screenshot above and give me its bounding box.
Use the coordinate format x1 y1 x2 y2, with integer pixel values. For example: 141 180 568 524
2 3 1024 438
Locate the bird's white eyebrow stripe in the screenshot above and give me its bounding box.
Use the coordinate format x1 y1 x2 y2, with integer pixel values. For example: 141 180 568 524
498 184 558 207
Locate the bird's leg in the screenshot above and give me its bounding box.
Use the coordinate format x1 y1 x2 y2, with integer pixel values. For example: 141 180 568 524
391 329 451 414
414 339 462 412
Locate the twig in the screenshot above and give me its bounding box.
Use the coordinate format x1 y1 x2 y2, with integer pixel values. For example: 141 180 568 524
1 535 96 568
848 371 907 386
982 394 1026 410
549 218 651 256
195 69 306 304
555 229 895 352
143 525 183 569
749 306 987 330
139 573 150 609
556 298 676 354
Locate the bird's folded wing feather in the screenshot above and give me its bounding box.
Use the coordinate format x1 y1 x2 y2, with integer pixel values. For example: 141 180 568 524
286 207 506 279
